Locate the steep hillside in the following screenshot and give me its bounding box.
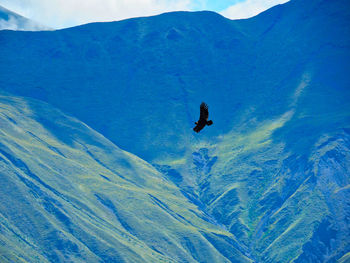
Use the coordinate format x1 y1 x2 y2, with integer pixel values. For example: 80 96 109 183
187 114 350 262
0 94 251 262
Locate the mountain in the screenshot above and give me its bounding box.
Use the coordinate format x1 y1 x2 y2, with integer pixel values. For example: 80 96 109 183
0 0 349 161
0 5 49 31
0 0 349 262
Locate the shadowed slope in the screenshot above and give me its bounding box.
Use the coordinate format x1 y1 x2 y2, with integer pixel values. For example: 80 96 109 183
0 0 349 161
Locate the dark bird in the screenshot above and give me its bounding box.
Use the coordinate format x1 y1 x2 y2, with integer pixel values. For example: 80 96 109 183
193 102 213 133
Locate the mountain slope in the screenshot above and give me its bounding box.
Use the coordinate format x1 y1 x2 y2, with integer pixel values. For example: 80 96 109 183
0 94 252 262
0 5 49 31
0 0 349 161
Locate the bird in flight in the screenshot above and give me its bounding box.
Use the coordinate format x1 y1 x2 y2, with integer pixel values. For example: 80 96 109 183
193 102 213 133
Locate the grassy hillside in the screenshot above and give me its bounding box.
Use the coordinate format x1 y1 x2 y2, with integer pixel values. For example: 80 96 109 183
0 94 252 262
191 116 350 262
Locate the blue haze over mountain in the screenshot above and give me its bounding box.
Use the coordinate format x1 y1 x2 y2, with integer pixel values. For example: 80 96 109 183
0 0 349 262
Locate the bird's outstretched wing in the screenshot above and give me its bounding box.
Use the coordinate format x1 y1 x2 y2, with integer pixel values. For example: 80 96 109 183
199 102 209 121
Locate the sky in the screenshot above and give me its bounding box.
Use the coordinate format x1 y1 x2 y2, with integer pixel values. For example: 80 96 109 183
0 0 290 29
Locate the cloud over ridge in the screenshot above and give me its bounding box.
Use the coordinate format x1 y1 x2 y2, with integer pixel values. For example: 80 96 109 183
221 0 289 19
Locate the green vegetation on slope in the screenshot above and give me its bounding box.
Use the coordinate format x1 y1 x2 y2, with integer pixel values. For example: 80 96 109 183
0 94 252 263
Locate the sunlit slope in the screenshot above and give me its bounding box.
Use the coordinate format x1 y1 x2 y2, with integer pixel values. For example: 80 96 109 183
0 94 252 263
0 0 348 161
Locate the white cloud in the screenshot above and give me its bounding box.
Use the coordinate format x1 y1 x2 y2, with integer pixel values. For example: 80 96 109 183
0 16 23 30
0 0 191 29
221 0 289 20
0 15 49 31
